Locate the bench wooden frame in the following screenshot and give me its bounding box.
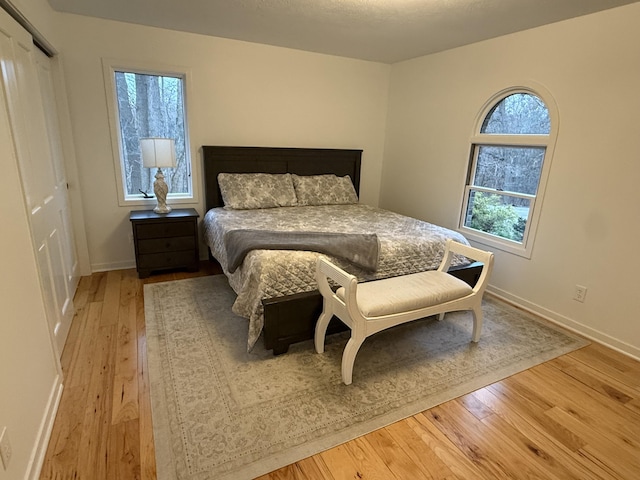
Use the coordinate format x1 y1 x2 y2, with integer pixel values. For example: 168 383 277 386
315 239 495 385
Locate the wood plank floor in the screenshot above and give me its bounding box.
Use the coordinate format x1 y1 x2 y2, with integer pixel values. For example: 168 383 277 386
40 265 640 479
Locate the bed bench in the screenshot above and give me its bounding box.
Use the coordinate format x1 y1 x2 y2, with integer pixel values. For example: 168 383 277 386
314 239 495 385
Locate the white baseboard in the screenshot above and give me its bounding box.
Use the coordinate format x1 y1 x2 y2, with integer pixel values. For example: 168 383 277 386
91 255 211 274
487 285 640 361
27 374 64 480
91 260 136 272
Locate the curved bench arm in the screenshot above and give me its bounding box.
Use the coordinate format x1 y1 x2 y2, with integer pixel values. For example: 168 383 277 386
438 239 494 295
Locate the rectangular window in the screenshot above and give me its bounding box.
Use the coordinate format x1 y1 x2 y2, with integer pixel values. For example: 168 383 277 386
462 144 543 245
104 60 193 205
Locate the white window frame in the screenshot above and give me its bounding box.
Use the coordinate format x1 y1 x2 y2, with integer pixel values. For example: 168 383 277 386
458 83 559 258
102 58 197 207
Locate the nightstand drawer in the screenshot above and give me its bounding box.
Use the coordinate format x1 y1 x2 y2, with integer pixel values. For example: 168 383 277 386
137 236 195 255
135 221 195 239
137 250 197 270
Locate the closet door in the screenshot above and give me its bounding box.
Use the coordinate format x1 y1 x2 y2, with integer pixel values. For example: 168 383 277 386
0 8 76 356
35 49 80 306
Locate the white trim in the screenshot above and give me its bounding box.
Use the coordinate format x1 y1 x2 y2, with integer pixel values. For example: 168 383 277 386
487 286 640 361
465 186 535 202
91 259 137 272
27 374 64 480
463 223 531 257
458 81 559 259
101 58 198 207
469 134 550 146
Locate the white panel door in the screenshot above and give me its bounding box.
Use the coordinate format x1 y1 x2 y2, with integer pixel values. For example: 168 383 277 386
0 9 76 357
35 48 80 309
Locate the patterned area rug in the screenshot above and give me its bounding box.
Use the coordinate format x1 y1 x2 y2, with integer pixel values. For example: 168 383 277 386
144 275 588 480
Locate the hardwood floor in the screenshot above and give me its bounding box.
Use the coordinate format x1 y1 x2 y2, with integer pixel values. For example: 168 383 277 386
41 265 640 479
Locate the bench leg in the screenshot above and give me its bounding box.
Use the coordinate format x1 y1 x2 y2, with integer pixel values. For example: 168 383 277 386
471 305 483 342
314 303 333 354
341 335 365 385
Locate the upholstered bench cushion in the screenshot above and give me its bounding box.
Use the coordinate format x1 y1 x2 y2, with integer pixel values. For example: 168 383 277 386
337 271 473 317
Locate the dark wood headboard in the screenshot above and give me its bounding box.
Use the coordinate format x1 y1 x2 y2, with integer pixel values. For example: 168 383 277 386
202 146 363 212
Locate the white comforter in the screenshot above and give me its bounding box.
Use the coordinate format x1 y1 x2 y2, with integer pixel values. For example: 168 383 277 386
203 204 469 350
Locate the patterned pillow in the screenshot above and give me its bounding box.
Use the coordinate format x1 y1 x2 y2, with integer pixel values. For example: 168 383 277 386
218 173 298 209
292 174 359 206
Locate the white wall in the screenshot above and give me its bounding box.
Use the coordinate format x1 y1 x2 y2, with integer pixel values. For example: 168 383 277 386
10 0 59 45
55 15 391 271
382 3 640 358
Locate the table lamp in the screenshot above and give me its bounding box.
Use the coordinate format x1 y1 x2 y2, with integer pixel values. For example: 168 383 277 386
141 138 177 213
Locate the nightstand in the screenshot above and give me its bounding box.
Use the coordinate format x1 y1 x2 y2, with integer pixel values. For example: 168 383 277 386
129 208 200 278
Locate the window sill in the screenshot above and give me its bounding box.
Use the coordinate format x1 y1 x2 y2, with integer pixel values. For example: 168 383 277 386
458 227 533 259
119 195 196 209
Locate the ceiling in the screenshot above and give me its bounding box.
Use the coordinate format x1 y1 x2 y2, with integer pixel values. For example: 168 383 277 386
47 0 638 63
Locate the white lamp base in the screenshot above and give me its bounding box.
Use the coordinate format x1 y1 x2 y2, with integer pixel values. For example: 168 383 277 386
153 204 173 214
153 168 172 214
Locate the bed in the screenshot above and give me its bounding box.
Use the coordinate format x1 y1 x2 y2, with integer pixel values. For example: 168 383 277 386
202 146 483 354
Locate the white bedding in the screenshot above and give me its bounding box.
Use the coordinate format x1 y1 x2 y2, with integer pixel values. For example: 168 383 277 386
203 204 470 350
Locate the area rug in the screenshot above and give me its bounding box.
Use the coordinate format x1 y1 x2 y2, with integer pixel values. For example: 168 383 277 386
144 275 588 480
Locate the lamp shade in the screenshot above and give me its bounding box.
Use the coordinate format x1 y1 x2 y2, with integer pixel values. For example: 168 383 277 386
140 138 177 168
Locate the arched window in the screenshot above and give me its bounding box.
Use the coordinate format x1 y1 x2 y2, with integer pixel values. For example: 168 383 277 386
459 87 558 258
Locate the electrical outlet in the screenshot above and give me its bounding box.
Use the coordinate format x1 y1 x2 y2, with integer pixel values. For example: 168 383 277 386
574 285 587 303
0 427 12 470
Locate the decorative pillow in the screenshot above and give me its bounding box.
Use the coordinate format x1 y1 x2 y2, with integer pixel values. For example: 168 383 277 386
218 173 298 209
292 174 359 206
